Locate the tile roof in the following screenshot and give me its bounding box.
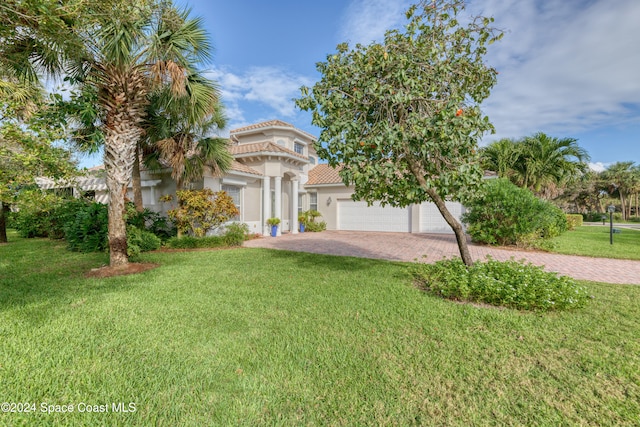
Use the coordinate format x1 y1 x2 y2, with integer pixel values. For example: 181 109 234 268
306 164 344 185
229 120 317 141
230 160 262 176
230 120 294 134
229 141 308 160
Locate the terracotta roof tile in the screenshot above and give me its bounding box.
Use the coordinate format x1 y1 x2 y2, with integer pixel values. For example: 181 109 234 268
230 120 317 142
306 164 344 185
229 141 308 160
230 160 262 176
230 120 294 134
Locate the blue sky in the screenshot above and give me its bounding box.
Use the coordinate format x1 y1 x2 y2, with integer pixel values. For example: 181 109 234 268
80 0 640 170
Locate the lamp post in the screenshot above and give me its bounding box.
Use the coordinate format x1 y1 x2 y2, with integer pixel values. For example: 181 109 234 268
608 205 615 245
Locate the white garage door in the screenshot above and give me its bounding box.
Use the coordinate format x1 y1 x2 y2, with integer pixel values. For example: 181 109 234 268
337 200 410 232
419 201 464 233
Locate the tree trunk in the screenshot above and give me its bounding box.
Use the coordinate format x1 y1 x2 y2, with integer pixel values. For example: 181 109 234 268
405 156 473 266
0 202 8 243
104 121 140 267
132 146 144 212
175 180 183 238
426 188 474 266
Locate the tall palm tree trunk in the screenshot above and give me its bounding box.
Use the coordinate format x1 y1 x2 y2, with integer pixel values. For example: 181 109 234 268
104 119 141 267
132 147 144 212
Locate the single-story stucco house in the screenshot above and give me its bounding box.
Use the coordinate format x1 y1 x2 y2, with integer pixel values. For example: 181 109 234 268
39 120 472 236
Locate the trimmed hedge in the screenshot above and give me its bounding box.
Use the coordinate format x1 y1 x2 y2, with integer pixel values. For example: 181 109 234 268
565 214 583 230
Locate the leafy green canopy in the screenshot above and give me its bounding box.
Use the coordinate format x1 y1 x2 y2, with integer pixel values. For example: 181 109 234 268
0 102 77 204
296 0 502 207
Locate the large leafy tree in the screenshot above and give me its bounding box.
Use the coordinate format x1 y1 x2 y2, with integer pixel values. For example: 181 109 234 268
296 0 502 266
62 1 214 266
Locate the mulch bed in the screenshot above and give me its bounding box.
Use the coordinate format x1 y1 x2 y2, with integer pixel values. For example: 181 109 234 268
85 263 160 278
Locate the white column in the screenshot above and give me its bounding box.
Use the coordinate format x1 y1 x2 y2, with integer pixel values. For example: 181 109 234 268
274 176 282 236
262 176 271 236
291 179 299 234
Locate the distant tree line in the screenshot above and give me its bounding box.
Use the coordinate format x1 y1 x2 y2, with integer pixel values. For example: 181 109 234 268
480 134 640 220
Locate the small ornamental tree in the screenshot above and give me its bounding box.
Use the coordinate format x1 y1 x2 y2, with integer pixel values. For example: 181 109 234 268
162 189 239 237
296 0 502 266
0 99 77 243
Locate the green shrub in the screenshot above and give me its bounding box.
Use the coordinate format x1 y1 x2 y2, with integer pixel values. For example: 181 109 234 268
64 201 109 253
162 189 239 237
222 222 249 246
565 214 583 230
305 221 327 232
4 210 16 229
13 191 101 241
583 212 606 222
127 226 162 257
166 223 251 249
413 258 590 311
12 189 64 238
125 203 176 242
462 178 567 248
299 209 326 232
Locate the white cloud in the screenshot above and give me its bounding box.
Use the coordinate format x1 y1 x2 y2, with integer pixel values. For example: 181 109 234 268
243 67 312 117
474 0 640 141
339 0 640 146
205 66 312 131
589 162 610 173
339 0 412 46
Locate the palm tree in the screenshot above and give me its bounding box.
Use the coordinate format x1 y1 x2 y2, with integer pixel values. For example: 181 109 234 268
1 24 82 244
603 162 636 220
66 1 214 266
510 133 590 198
132 70 231 211
479 138 521 179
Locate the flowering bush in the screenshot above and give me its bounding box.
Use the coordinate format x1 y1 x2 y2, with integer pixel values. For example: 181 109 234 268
413 257 590 311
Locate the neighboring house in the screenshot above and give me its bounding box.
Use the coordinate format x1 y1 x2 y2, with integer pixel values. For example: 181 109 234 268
39 120 471 235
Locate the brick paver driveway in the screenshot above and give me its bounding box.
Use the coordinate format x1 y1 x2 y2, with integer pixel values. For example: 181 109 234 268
244 231 640 285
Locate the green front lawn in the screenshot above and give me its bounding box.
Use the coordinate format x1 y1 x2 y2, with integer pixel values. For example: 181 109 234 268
1 234 639 425
550 225 640 260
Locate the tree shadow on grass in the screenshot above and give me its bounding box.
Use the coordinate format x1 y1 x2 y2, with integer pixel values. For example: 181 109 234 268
260 247 395 273
0 237 155 313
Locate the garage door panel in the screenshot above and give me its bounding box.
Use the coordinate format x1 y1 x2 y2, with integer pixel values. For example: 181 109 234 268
419 201 463 233
338 200 410 232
